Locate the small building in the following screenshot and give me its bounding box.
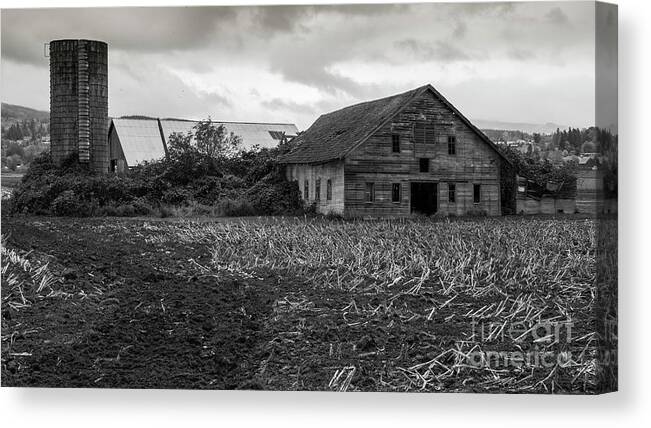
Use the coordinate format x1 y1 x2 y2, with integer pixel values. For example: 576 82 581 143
515 166 617 216
279 84 511 218
515 175 576 215
108 117 299 172
576 166 617 215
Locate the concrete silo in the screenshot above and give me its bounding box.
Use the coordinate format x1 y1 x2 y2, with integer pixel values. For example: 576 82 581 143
49 39 108 173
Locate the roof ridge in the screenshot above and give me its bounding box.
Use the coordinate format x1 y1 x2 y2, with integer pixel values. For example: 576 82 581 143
340 85 431 158
113 117 298 127
160 119 298 126
279 83 510 166
319 85 426 118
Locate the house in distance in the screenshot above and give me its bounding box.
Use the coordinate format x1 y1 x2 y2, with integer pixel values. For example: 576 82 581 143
279 84 511 218
108 117 299 172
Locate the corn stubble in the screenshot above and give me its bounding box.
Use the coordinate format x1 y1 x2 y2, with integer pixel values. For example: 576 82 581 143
152 217 613 393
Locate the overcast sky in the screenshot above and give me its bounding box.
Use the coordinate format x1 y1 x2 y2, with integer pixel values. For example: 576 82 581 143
1 2 604 130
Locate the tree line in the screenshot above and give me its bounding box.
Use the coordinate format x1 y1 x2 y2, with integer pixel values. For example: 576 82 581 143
1 118 49 142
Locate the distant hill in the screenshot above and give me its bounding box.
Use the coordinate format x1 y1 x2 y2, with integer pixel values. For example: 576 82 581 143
1 103 49 125
0 103 573 136
474 119 567 135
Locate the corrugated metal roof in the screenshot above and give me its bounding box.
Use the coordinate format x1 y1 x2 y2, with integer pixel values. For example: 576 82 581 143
111 118 300 167
111 119 166 166
160 120 299 150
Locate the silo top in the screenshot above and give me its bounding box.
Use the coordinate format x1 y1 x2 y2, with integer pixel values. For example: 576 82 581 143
49 39 108 51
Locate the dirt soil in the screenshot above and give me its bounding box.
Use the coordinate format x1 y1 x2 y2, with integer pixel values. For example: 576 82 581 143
2 216 603 392
2 216 284 389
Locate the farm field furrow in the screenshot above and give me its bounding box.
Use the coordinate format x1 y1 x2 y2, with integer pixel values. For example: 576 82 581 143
1 216 614 393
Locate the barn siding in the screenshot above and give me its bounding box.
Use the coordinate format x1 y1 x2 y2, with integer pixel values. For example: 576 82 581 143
515 197 578 215
108 126 128 173
344 90 502 217
285 161 345 215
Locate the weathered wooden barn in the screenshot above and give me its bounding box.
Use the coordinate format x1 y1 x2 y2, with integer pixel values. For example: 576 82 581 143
279 84 511 218
109 118 299 172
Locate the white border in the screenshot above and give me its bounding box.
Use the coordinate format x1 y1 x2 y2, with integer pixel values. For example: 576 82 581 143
1 1 649 427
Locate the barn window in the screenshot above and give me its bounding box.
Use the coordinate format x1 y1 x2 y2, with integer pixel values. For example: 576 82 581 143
326 179 332 201
392 183 401 202
392 134 400 153
448 183 456 203
448 135 457 155
315 178 321 201
473 184 481 204
419 158 429 173
304 180 309 200
414 121 435 144
365 183 375 202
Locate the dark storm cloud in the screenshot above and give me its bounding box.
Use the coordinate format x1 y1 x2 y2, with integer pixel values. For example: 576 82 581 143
249 3 407 36
546 6 570 25
395 39 472 62
1 7 237 65
251 5 313 35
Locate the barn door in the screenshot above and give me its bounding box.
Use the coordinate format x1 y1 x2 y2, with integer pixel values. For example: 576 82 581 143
410 182 438 215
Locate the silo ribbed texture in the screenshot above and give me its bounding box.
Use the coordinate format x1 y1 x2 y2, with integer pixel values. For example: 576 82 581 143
50 39 108 173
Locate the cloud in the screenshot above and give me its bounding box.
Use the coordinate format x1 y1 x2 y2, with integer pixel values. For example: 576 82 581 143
1 2 598 129
109 60 231 118
546 7 570 25
395 39 472 62
248 4 405 37
250 5 313 35
446 2 515 18
453 21 468 39
269 54 375 98
261 98 316 114
0 7 237 65
508 48 536 61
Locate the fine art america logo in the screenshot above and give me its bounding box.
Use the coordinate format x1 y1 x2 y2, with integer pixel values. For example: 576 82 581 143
466 320 575 369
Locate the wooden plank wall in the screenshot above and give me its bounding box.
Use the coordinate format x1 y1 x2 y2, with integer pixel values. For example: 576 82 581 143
344 89 502 218
285 161 345 215
515 196 577 215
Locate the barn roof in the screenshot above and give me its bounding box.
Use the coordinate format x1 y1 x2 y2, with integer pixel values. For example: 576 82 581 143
159 119 299 150
110 119 166 166
110 118 300 167
279 84 510 165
